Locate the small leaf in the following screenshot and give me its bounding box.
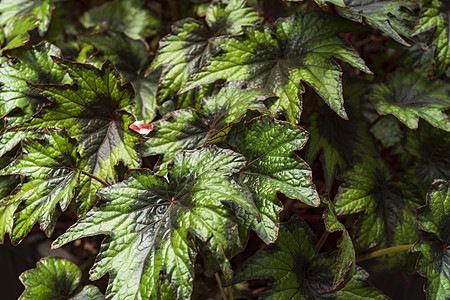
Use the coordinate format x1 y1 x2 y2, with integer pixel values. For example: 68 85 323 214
81 0 162 40
413 0 450 76
322 197 355 290
0 0 53 34
53 147 257 299
404 121 450 192
334 155 420 270
19 256 103 300
1 15 39 54
183 12 371 122
0 130 82 244
234 216 387 299
222 116 320 244
18 58 141 213
415 180 450 300
336 0 415 46
0 42 69 128
370 68 450 131
140 82 272 173
149 0 260 103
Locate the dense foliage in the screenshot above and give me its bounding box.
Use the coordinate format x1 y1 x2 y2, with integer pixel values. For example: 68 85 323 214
0 0 449 299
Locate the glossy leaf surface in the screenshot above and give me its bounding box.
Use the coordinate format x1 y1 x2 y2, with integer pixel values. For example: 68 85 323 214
183 12 371 122
54 148 258 299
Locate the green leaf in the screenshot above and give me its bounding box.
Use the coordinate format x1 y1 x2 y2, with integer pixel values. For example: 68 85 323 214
81 0 162 40
1 15 39 54
285 0 346 7
149 0 260 103
0 175 21 243
20 256 103 300
0 130 82 244
0 42 69 128
0 131 39 158
306 80 377 189
18 58 141 211
183 11 371 122
234 216 386 299
140 82 272 173
0 0 53 34
415 180 450 300
222 116 319 244
53 147 258 300
334 155 420 270
81 31 157 122
404 121 450 192
336 0 415 46
413 0 450 76
370 68 450 131
322 197 355 290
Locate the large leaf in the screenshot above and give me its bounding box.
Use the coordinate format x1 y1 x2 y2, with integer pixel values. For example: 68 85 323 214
221 116 320 245
0 42 69 128
20 256 103 300
182 11 371 122
322 197 355 290
0 0 53 35
370 68 450 131
306 80 377 189
82 31 158 122
0 130 84 244
17 58 141 212
334 155 420 270
233 216 387 299
336 0 415 46
415 180 450 299
413 0 450 76
149 0 260 103
404 121 450 193
140 82 272 173
81 0 162 40
53 148 258 300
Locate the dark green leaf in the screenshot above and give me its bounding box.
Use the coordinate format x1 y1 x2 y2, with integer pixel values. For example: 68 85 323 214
183 12 371 122
306 80 377 189
18 58 141 212
82 31 157 122
370 68 450 131
19 256 103 300
334 155 420 270
323 197 355 289
413 0 450 76
0 42 69 128
140 82 272 173
234 216 387 299
0 130 82 244
336 0 415 46
222 116 319 244
53 147 258 299
404 121 450 192
81 0 162 40
415 180 450 299
0 0 53 34
149 0 260 103
0 175 20 243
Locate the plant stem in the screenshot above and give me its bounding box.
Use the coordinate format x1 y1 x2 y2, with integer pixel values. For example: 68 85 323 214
315 231 329 252
368 115 384 131
80 170 110 187
215 273 228 300
227 286 234 300
356 244 414 263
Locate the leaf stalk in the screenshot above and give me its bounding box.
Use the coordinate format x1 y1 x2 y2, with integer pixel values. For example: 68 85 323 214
356 244 414 263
